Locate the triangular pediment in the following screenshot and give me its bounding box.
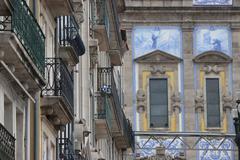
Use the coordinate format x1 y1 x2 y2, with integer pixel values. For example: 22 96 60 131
193 51 232 63
134 50 182 63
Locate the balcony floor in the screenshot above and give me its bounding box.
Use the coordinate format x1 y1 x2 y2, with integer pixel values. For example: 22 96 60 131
0 32 45 93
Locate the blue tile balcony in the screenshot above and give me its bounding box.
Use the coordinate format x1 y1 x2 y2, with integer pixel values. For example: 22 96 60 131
0 123 15 160
58 16 85 65
41 58 74 127
0 0 45 94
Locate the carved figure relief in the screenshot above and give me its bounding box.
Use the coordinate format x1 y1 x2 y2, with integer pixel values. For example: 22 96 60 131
195 90 204 111
137 89 146 113
171 92 181 112
222 93 233 111
203 65 222 74
150 65 166 75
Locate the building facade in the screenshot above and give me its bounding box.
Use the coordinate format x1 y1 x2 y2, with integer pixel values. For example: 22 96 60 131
120 0 240 159
0 0 134 160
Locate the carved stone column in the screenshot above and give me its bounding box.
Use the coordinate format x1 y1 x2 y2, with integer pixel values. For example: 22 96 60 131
222 93 233 133
171 92 181 131
194 90 204 131
136 89 146 113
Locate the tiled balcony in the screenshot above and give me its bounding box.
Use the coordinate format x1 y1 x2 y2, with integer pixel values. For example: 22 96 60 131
0 123 15 160
0 0 45 93
58 16 85 65
41 58 74 127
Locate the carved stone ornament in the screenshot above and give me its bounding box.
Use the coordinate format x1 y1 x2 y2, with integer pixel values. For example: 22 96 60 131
136 89 146 113
195 90 204 111
150 65 166 75
171 92 181 112
203 65 222 74
222 93 234 111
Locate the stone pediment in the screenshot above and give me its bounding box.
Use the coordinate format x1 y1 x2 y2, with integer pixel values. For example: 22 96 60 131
193 51 232 63
134 50 182 63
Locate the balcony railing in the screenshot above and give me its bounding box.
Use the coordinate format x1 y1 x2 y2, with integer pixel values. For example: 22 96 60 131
95 95 112 129
58 138 75 160
57 16 85 57
4 0 45 75
0 123 15 160
41 58 74 112
123 116 135 151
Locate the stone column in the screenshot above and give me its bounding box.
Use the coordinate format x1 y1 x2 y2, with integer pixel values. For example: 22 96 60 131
182 25 196 160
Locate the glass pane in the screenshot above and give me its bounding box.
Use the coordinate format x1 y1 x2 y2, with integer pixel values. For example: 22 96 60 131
150 79 168 128
206 78 220 127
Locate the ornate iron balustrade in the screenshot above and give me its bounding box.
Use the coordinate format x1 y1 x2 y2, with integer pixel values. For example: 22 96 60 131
58 138 75 160
122 116 135 151
41 58 74 112
0 123 15 160
95 95 112 129
3 0 45 75
57 16 85 57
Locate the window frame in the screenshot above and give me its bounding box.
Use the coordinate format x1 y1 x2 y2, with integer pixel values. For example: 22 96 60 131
204 76 223 129
147 77 170 129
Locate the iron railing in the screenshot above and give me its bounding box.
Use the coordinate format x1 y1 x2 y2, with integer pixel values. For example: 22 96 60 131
95 95 112 129
0 123 15 160
58 138 75 160
123 117 135 151
96 0 109 36
97 67 135 149
8 0 45 75
57 16 85 57
41 58 74 113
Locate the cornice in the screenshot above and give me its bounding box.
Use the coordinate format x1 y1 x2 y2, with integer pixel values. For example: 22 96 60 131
124 6 240 13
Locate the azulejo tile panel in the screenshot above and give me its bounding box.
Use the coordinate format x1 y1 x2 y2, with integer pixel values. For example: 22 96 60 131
194 26 232 55
193 0 232 5
133 26 182 58
198 139 233 160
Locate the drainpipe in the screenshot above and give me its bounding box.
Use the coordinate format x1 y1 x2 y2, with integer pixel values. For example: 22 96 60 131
33 0 36 17
34 93 40 160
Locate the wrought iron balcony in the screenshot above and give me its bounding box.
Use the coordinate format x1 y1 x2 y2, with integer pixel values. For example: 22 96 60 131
58 138 75 160
0 0 45 75
95 95 112 129
97 67 124 129
41 58 74 114
57 16 85 58
123 116 135 151
0 123 15 160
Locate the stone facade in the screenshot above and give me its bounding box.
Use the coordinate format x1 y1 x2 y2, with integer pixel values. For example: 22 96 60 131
120 1 240 159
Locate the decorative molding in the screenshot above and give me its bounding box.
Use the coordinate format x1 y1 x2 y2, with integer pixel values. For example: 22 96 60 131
202 65 223 74
171 92 181 113
136 89 146 113
195 90 204 112
150 65 166 75
222 93 234 111
135 50 182 64
193 51 232 63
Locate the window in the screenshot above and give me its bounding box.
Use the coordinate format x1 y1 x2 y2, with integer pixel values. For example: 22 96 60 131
206 78 221 128
149 78 168 128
